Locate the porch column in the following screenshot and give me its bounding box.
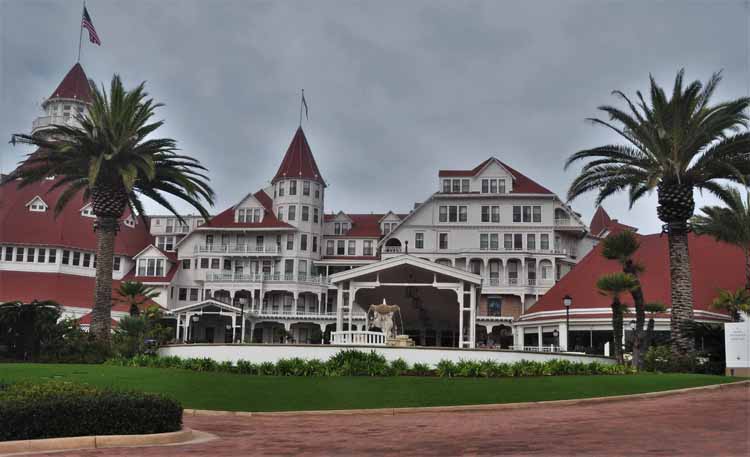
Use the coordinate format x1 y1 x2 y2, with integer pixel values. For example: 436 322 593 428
469 283 477 349
318 293 323 314
347 287 355 331
249 320 256 343
184 314 191 343
292 292 299 315
336 286 344 332
241 314 246 343
250 293 255 313
537 325 543 351
231 314 237 342
558 322 568 351
458 287 465 348
175 314 181 341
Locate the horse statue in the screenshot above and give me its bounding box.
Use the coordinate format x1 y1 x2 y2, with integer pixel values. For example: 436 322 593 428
367 302 400 339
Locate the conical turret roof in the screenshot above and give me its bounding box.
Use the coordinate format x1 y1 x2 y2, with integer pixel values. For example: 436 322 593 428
272 127 325 185
48 63 93 103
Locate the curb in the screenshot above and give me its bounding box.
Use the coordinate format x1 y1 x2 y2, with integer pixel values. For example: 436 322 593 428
183 379 750 418
0 428 193 456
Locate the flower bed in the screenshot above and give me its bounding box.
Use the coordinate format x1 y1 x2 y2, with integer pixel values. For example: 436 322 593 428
106 349 633 378
0 381 182 441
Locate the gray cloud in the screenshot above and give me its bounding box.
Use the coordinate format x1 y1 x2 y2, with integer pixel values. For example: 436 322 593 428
2 0 747 232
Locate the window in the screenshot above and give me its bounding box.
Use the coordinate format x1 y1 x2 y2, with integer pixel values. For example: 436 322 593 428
481 206 490 223
334 222 341 235
312 236 318 253
286 234 294 250
178 288 187 301
326 240 334 256
415 232 424 249
449 206 458 222
363 240 373 256
499 179 506 194
461 179 469 193
337 240 345 255
205 234 214 246
313 208 319 223
256 235 264 249
16 247 24 262
278 181 285 196
289 180 297 196
28 197 47 212
533 206 542 223
285 259 294 275
439 206 448 222
452 180 461 193
237 208 262 223
347 240 355 255
301 234 308 251
223 259 232 270
303 181 310 196
541 234 550 250
157 236 175 252
442 180 451 193
27 248 36 262
514 234 523 250
81 205 94 217
523 206 531 222
513 205 541 223
180 259 190 270
480 233 489 250
459 206 467 222
481 179 489 193
314 183 320 199
138 258 165 276
48 249 56 263
440 206 467 223
211 258 220 269
488 297 502 316
288 205 296 221
488 233 498 250
82 253 91 267
4 247 12 262
302 206 309 222
62 250 70 264
72 251 81 266
189 288 199 301
438 233 448 250
278 206 284 221
200 258 209 269
504 234 513 250
527 234 536 250
490 179 498 194
513 206 521 222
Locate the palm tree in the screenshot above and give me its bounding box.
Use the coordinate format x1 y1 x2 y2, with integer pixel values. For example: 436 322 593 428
596 272 639 364
116 281 160 317
566 69 750 357
692 183 750 290
601 230 648 369
711 288 750 322
644 302 667 352
0 300 61 360
11 75 214 341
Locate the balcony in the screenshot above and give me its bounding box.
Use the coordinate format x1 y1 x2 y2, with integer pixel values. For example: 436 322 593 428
194 244 280 255
482 276 554 289
383 246 402 254
205 271 330 285
31 115 81 134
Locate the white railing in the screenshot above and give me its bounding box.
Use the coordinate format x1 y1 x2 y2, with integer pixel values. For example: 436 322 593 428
194 244 280 254
510 345 565 353
31 115 81 132
205 272 330 285
331 330 387 346
383 246 402 253
482 277 554 288
554 218 573 226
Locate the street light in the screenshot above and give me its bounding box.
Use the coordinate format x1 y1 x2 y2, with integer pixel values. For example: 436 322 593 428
563 295 572 351
553 329 560 348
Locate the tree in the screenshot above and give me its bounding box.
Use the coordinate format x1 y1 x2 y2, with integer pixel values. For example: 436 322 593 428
12 75 214 342
692 183 750 291
116 281 160 317
566 69 750 357
596 273 639 364
644 302 667 351
711 288 750 322
601 230 648 369
0 300 61 360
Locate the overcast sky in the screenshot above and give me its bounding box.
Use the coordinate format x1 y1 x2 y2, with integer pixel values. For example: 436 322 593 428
1 0 748 233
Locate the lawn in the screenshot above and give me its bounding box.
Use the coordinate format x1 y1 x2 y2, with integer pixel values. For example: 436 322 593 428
0 363 738 412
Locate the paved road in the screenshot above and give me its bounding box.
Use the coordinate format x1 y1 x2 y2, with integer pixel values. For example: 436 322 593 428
27 383 750 456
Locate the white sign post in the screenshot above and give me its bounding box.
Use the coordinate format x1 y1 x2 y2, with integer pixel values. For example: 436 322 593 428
724 320 750 377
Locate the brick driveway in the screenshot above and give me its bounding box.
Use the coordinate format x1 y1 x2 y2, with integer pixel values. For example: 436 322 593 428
27 383 749 456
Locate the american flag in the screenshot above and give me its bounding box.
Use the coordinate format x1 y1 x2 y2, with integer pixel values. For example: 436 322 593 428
82 6 101 46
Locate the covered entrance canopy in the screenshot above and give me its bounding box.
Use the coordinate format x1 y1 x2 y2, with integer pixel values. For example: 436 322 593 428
329 255 482 348
171 299 244 343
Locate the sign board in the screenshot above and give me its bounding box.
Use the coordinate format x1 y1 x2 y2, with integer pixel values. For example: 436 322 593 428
724 320 750 369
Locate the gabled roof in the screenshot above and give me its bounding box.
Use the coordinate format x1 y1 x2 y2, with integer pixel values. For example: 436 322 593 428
123 262 178 284
329 254 482 284
272 127 325 185
324 213 385 238
438 157 554 194
0 166 152 256
48 63 93 103
589 206 637 237
522 233 742 319
204 189 293 229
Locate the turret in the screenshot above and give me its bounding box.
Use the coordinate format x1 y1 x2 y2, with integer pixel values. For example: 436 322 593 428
31 63 93 137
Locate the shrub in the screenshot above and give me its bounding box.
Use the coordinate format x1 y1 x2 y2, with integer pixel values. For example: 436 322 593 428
258 361 276 376
236 360 258 375
304 359 328 376
276 358 308 376
411 362 432 376
389 358 410 375
327 350 390 376
436 360 457 377
0 381 182 441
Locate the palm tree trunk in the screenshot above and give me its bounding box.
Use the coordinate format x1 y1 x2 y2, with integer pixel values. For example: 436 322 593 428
745 245 749 292
612 298 623 364
668 228 695 357
644 317 655 354
624 260 646 370
91 217 118 341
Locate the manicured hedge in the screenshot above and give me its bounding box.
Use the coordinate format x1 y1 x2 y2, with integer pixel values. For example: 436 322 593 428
106 350 633 378
0 381 182 441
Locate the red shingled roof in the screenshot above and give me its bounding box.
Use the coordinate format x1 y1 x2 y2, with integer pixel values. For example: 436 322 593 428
589 206 637 236
77 312 119 328
438 157 553 194
124 263 178 284
324 213 386 238
523 233 742 318
272 127 325 185
0 172 152 256
49 63 93 103
205 189 293 229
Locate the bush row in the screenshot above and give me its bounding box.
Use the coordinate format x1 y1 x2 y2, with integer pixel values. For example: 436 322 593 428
0 381 182 441
106 350 633 377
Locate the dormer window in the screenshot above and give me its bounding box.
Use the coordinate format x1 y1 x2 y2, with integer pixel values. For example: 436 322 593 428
481 178 507 194
81 205 95 218
442 178 470 193
124 215 136 228
26 196 48 212
382 222 397 235
237 207 262 223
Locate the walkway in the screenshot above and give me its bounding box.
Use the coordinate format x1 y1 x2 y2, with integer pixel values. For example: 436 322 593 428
27 383 750 456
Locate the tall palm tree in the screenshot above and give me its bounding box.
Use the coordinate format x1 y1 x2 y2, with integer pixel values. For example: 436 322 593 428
0 300 61 360
596 272 639 364
711 288 750 322
11 75 214 341
566 69 750 357
692 183 750 290
116 281 160 317
601 230 648 369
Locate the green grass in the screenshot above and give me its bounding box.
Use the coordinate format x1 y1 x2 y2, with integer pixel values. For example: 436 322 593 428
0 363 738 412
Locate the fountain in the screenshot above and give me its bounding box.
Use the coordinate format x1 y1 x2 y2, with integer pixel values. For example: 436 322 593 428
367 299 414 347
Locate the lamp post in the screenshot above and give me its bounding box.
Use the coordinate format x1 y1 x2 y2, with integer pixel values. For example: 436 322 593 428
553 329 560 350
563 295 572 351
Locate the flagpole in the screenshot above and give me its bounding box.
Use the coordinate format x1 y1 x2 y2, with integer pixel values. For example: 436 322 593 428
299 89 304 126
77 1 85 62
